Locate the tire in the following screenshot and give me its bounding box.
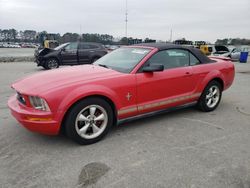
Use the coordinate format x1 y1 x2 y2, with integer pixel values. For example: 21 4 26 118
64 97 113 145
44 58 59 70
197 80 222 112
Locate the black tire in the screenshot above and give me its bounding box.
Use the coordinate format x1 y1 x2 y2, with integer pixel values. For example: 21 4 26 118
197 80 222 112
64 97 113 145
44 58 59 70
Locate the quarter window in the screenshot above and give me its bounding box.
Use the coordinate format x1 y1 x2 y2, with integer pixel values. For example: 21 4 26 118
190 53 200 66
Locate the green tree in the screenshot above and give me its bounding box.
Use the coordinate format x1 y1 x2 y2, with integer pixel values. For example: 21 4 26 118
23 30 37 42
119 37 128 45
61 33 80 43
9 28 17 41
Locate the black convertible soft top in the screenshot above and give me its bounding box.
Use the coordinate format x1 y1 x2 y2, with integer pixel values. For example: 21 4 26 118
134 43 213 64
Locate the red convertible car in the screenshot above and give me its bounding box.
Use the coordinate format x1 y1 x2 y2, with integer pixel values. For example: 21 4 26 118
8 43 235 144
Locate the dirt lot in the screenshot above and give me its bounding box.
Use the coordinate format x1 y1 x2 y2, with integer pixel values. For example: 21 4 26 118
0 61 250 188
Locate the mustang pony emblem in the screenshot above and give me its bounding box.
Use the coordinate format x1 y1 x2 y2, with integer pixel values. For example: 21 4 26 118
126 92 132 101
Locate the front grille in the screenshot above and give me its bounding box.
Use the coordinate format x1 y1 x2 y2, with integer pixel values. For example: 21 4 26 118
17 92 26 105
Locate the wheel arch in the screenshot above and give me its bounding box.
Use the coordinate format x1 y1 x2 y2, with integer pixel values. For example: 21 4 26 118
211 77 224 90
198 70 225 93
60 94 118 134
197 77 223 112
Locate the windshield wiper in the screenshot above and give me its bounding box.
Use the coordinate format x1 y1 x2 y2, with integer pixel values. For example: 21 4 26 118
98 64 109 69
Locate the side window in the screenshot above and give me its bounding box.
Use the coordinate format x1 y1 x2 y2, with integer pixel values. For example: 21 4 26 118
147 49 189 69
65 43 78 50
190 53 200 66
79 43 90 49
79 44 99 49
89 44 99 49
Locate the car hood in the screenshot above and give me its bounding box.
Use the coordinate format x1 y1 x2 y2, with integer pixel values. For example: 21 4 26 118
12 65 122 95
215 45 229 52
35 48 55 56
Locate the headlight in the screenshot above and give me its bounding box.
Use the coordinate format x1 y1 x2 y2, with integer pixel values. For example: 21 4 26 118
29 96 50 111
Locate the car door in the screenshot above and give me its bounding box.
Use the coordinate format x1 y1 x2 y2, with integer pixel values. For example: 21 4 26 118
230 48 241 60
136 49 198 114
61 42 78 64
78 43 92 64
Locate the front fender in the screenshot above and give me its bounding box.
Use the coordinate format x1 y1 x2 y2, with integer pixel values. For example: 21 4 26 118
57 84 122 121
44 52 60 61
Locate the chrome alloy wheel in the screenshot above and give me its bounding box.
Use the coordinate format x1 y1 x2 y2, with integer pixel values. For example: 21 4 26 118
75 105 108 139
47 59 58 69
206 85 220 108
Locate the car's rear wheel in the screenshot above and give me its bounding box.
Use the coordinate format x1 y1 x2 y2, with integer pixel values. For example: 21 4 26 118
65 97 113 145
44 58 59 70
197 80 222 112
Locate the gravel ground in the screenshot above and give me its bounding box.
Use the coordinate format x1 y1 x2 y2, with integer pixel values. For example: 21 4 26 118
0 61 250 188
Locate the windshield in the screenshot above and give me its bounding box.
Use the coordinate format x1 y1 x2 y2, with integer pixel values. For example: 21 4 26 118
93 47 151 73
54 43 69 50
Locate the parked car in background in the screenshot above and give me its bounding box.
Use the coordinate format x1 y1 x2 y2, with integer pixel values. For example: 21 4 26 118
0 42 21 48
34 42 108 69
212 45 230 56
105 45 120 52
228 47 241 60
212 45 242 60
9 43 235 144
21 43 37 48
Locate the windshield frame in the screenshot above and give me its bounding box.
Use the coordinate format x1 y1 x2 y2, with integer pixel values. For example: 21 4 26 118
93 47 153 74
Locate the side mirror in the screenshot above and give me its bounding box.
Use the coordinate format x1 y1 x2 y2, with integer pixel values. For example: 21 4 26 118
61 48 66 52
143 64 164 72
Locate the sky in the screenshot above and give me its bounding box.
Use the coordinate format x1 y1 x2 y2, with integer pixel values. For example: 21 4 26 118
0 0 250 43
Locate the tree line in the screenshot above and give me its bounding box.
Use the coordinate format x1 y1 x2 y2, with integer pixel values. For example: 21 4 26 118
0 28 156 45
2 28 249 45
215 38 250 45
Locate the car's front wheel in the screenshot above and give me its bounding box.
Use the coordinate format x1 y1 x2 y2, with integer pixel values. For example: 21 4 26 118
198 80 222 112
44 58 59 70
64 97 113 145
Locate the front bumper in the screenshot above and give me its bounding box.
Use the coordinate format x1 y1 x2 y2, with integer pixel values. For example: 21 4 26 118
34 56 45 66
8 95 60 135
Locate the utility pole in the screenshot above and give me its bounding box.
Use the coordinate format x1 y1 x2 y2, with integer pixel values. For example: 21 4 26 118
79 25 82 42
170 29 173 42
125 0 128 43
